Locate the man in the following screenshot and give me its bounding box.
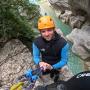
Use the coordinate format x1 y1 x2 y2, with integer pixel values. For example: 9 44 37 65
32 16 72 81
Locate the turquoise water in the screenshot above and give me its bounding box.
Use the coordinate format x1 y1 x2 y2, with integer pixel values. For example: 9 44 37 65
32 0 85 75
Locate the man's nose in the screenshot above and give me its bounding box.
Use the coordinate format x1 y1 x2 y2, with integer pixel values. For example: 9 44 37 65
45 31 49 36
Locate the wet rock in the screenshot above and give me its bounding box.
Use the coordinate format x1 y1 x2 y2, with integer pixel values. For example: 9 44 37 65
66 26 90 60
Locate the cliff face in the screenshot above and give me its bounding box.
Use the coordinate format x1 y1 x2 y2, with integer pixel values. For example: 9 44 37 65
48 0 70 12
68 0 90 18
66 26 90 60
48 0 90 20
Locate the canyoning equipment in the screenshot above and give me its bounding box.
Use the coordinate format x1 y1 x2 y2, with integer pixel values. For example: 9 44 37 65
10 67 43 90
38 16 55 30
10 75 36 90
10 82 24 90
24 67 43 80
10 66 61 90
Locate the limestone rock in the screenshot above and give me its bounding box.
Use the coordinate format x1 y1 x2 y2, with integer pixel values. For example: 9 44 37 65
60 10 72 23
68 0 90 19
0 39 33 89
69 15 85 28
66 26 90 59
48 0 70 13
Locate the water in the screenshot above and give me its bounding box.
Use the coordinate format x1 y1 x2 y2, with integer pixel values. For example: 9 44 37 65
31 0 85 75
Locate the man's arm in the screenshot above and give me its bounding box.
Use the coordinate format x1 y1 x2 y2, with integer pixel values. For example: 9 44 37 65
52 43 69 69
33 43 52 70
32 43 41 65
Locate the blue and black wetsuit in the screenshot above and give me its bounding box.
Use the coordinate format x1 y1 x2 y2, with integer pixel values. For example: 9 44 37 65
32 32 69 69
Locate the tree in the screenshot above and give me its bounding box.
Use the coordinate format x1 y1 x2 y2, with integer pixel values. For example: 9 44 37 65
0 0 40 45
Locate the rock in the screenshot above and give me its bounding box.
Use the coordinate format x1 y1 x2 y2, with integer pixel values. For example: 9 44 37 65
84 61 90 70
85 62 90 67
0 39 33 89
55 9 62 17
68 0 90 19
55 28 68 41
72 44 90 59
48 0 70 13
69 15 85 28
48 0 90 28
55 28 64 37
60 10 72 23
66 26 90 60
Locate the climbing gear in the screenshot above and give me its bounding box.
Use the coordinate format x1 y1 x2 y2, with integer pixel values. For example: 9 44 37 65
38 16 55 30
10 75 36 90
10 82 24 90
10 67 43 90
10 67 60 90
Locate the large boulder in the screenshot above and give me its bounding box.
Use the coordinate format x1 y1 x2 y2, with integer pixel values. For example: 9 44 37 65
0 39 33 90
66 26 90 60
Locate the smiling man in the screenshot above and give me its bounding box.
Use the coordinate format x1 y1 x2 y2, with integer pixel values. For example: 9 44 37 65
32 16 72 82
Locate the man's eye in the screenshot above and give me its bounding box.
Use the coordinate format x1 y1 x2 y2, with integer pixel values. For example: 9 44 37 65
41 30 45 33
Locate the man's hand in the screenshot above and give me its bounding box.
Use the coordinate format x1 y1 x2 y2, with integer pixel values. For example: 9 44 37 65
39 62 53 71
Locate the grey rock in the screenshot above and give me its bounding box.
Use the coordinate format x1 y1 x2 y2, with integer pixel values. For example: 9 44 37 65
69 15 85 28
48 0 70 12
68 0 90 19
0 39 33 89
66 26 90 59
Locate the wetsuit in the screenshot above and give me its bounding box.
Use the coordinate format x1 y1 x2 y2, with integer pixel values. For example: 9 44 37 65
33 32 69 69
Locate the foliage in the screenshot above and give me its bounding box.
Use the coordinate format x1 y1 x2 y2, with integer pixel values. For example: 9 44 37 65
0 0 40 41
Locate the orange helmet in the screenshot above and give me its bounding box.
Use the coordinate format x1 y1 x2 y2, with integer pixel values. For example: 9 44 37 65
38 16 55 30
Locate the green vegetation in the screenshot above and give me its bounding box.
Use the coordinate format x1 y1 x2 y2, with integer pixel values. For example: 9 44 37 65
0 0 41 45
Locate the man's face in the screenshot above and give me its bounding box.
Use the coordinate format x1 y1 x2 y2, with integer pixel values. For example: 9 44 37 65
40 28 54 41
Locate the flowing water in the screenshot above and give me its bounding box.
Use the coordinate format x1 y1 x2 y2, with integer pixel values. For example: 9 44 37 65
30 0 85 75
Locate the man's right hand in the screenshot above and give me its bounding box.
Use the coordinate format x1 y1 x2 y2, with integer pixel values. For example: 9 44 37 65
39 62 53 71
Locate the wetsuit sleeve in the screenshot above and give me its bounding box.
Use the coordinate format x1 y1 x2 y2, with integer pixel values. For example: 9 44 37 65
32 43 41 65
52 43 69 69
